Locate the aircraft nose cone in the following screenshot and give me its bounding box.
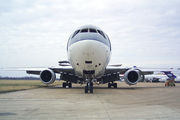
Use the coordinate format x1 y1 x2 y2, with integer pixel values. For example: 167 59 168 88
78 40 99 54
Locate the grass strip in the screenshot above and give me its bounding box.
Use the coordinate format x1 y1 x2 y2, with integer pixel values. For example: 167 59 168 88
0 80 62 93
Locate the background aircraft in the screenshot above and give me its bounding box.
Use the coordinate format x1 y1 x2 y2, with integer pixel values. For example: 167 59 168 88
145 71 180 82
163 71 180 82
145 73 168 82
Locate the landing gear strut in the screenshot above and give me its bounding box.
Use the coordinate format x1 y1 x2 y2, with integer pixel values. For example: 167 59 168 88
85 83 93 93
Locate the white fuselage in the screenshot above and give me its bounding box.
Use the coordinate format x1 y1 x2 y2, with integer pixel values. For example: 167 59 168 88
145 74 180 82
67 40 111 78
145 75 168 82
67 25 111 79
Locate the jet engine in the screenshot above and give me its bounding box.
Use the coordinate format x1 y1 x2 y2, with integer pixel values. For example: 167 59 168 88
40 69 56 84
124 69 144 85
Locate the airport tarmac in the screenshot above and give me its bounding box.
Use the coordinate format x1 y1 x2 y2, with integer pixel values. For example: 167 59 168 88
0 82 180 120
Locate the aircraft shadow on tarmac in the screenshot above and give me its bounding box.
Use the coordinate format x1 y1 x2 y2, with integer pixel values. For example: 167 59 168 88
42 85 168 90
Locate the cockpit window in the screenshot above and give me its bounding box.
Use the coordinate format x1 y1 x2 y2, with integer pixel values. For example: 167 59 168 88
68 27 111 51
72 30 80 38
71 28 107 39
97 30 106 39
89 28 97 33
81 28 88 33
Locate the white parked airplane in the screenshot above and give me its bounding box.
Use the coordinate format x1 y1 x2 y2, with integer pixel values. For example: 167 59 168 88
145 71 180 82
145 73 168 82
3 25 154 93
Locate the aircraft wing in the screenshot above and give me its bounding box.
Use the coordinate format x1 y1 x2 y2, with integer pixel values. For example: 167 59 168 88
50 67 75 74
105 67 154 75
2 67 75 75
105 67 127 74
2 66 154 76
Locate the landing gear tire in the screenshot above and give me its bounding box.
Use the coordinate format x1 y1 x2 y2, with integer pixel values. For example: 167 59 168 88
69 83 72 88
63 82 66 88
63 82 72 88
114 83 117 88
85 83 93 93
108 83 117 88
108 83 111 88
90 86 93 93
85 86 88 93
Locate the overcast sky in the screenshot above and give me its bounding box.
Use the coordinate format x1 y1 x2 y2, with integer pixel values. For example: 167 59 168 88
0 0 180 77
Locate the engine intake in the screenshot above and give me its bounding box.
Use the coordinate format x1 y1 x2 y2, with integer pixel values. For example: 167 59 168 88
40 69 56 84
124 69 143 85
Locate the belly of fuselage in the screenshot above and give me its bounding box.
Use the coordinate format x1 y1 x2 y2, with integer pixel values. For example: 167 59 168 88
67 40 111 78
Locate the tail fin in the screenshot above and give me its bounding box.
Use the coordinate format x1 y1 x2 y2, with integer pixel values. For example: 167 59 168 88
162 71 176 78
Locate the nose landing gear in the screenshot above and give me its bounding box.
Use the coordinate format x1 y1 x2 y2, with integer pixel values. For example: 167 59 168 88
85 82 93 93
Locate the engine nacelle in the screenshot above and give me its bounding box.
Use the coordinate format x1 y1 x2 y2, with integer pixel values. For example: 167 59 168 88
40 69 56 84
124 69 143 85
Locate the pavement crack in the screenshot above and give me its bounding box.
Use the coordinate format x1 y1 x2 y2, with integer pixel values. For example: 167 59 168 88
96 93 111 120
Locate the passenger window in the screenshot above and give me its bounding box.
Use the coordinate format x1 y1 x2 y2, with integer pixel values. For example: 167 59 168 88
72 30 80 38
81 28 88 33
89 28 97 33
97 30 106 39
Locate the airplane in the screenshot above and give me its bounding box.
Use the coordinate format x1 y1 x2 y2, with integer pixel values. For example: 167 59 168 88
145 71 180 82
145 73 168 82
2 25 154 93
162 71 180 82
162 71 176 79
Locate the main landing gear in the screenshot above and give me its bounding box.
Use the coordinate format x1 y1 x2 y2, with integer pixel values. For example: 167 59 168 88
85 83 93 93
108 82 117 88
62 82 72 88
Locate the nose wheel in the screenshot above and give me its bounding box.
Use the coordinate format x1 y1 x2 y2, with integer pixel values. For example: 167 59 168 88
85 83 93 93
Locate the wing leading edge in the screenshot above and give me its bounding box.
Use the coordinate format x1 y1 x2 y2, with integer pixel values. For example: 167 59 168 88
2 67 75 75
105 67 153 75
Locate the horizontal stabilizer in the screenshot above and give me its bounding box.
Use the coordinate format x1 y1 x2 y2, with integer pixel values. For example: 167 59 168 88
108 64 122 67
58 61 71 66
